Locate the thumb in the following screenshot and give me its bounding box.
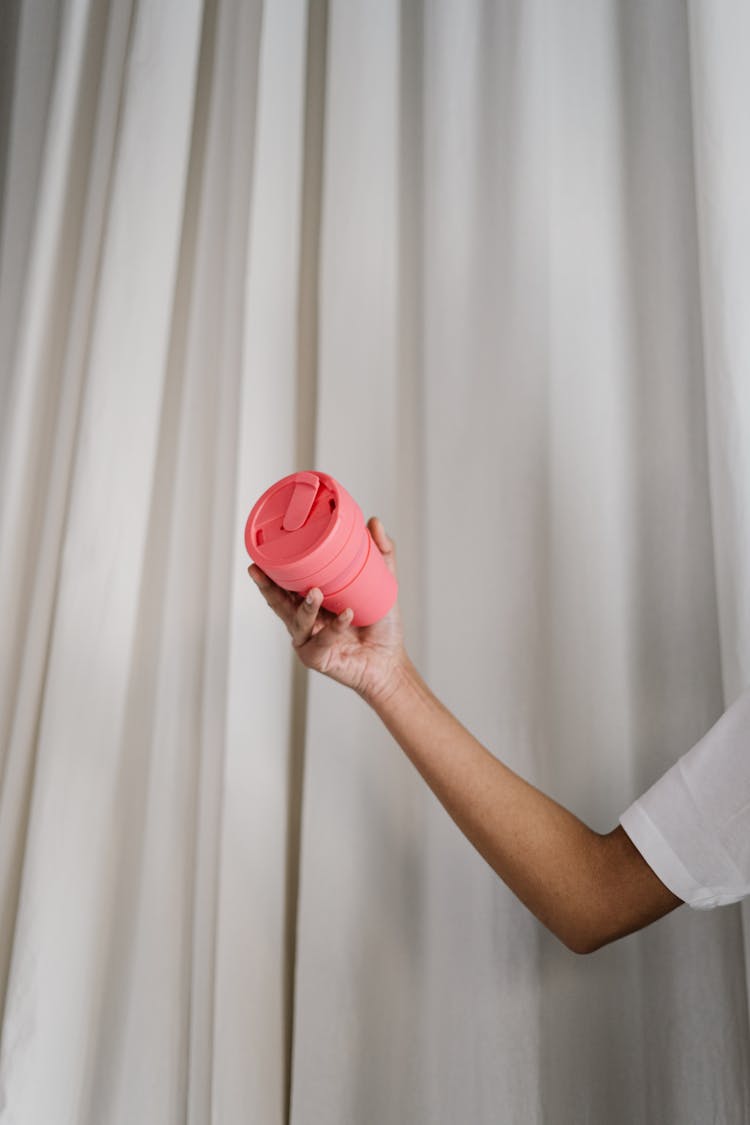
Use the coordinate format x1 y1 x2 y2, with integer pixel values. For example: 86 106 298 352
368 516 396 574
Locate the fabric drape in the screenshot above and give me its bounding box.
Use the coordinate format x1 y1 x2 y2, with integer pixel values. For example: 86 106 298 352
0 1 748 1122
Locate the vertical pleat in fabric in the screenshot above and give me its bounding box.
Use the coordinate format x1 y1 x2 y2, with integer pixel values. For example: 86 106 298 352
215 1 309 1123
0 1 749 1123
0 0 208 1119
0 0 137 1038
288 0 417 1120
687 0 750 1091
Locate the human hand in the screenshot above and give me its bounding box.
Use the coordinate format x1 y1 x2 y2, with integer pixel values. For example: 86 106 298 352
247 516 409 705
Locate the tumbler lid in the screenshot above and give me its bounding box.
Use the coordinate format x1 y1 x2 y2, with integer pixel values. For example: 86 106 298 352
245 469 347 579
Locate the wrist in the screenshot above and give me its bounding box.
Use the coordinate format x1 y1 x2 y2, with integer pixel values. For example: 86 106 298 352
362 651 420 712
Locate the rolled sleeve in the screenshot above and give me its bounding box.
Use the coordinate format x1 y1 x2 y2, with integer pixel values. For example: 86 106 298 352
619 685 750 910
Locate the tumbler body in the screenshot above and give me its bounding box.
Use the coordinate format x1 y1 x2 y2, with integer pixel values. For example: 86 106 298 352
244 470 398 627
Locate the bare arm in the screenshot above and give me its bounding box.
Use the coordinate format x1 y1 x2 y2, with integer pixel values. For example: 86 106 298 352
249 517 683 953
366 657 683 954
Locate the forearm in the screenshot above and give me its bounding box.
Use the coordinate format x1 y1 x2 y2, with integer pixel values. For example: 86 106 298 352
366 657 637 953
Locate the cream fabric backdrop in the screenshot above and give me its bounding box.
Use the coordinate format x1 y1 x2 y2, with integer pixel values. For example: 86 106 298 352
0 0 748 1122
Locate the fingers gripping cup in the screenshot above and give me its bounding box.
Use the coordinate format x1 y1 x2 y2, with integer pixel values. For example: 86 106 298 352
244 471 398 627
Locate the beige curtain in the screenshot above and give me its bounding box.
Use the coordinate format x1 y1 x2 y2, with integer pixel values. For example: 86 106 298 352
0 1 748 1121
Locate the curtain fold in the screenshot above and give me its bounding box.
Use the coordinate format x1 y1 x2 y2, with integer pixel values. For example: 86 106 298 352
686 0 750 1047
0 1 748 1122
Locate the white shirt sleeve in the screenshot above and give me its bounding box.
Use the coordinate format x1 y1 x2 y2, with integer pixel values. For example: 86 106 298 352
619 684 750 909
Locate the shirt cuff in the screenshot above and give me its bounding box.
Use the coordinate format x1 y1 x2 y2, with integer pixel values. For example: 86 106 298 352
618 801 721 910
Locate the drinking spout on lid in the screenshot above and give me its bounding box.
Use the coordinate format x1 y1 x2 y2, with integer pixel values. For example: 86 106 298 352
281 471 320 531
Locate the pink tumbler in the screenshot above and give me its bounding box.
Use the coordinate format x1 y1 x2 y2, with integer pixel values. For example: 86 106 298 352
244 470 398 627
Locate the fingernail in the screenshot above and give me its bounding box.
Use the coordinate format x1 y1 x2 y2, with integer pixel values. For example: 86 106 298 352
305 590 315 605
